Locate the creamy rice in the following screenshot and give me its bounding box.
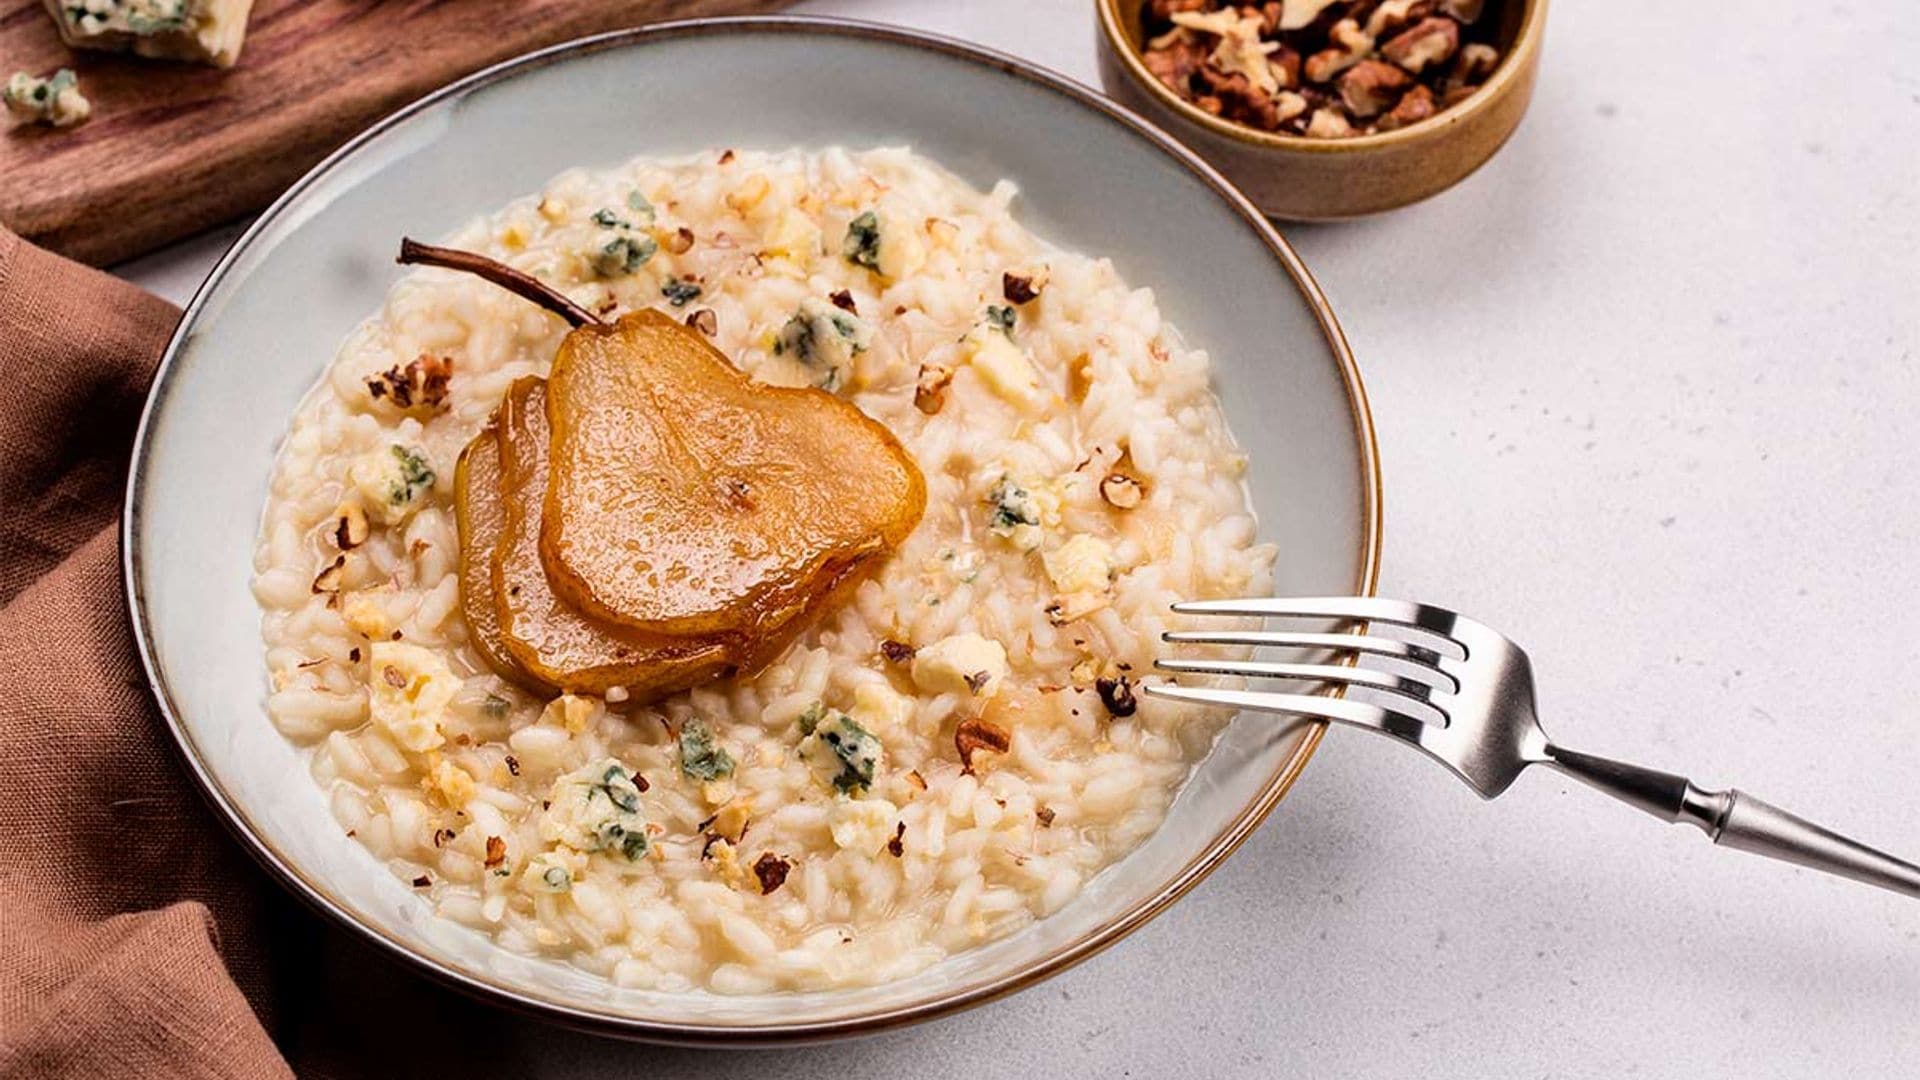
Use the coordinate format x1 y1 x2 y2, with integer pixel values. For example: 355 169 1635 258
253 147 1274 994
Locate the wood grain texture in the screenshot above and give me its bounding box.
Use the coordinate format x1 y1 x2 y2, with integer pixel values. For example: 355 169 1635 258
0 0 790 266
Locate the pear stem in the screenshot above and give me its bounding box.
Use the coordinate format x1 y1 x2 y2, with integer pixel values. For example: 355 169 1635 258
397 238 602 328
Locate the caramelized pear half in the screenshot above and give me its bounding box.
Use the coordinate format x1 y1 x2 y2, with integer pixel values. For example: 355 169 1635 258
491 377 738 697
540 309 927 636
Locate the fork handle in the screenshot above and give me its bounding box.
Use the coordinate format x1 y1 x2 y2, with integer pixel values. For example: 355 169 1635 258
1547 747 1920 900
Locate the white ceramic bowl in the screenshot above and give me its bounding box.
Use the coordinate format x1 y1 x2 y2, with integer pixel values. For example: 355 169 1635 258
124 17 1381 1043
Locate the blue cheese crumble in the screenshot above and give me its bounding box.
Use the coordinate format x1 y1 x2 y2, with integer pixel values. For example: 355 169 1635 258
3 69 89 128
589 193 658 277
348 443 434 525
773 297 874 392
540 759 653 862
797 703 883 794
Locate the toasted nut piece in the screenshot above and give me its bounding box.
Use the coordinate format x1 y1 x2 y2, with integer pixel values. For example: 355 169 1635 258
1142 30 1210 93
1380 16 1461 75
1305 106 1356 138
1269 43 1303 90
1444 42 1501 90
955 716 1011 775
1438 0 1483 23
1303 19 1375 83
365 353 454 416
1339 59 1416 119
725 173 771 214
684 308 718 336
752 852 790 894
1377 83 1438 130
1096 675 1139 718
1278 0 1341 31
1364 0 1434 39
312 554 347 594
662 226 695 254
1273 90 1310 124
914 363 955 415
1099 472 1146 509
1002 266 1050 305
331 502 370 550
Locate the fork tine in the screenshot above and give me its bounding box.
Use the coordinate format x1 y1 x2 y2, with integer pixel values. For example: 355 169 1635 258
1152 657 1452 697
1143 684 1430 739
1171 596 1460 635
1161 628 1443 663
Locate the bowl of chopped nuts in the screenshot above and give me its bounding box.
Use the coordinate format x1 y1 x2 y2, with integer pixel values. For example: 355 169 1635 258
1095 0 1548 219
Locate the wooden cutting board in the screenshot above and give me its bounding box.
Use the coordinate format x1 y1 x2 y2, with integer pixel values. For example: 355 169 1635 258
0 0 790 266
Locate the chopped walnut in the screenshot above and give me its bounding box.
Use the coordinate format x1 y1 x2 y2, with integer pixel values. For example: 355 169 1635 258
1377 82 1438 130
955 716 1011 775
330 502 369 550
484 835 507 868
1171 8 1283 95
1143 28 1211 94
1099 472 1146 510
1002 267 1050 305
365 353 453 416
1304 18 1374 84
752 852 791 894
1339 59 1415 119
311 555 346 595
879 639 916 664
1279 0 1341 30
1096 675 1139 718
914 362 955 415
1138 0 1502 138
1365 0 1434 38
1305 107 1355 138
1380 16 1460 74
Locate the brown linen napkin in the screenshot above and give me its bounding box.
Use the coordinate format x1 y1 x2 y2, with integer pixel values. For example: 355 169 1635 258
0 225 293 1079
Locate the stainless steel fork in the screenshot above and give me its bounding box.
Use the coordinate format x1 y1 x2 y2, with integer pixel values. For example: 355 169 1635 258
1149 596 1920 899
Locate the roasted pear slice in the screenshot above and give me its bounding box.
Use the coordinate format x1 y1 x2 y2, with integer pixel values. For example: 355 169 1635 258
540 309 927 636
491 377 738 697
453 429 553 694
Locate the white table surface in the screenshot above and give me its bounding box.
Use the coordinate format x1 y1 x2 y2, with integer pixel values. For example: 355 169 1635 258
118 1 1920 1075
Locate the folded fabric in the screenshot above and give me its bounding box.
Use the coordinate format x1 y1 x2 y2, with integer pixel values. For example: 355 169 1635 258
0 225 297 1078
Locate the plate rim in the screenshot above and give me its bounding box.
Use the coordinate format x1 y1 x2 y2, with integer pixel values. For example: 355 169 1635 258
121 14 1383 1045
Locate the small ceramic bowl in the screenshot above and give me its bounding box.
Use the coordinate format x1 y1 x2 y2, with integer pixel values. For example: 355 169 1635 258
1094 0 1549 220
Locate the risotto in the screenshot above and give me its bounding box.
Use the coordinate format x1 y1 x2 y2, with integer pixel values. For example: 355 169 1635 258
252 146 1274 994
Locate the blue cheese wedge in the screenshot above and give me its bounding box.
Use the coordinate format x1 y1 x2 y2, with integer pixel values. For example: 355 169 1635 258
3 69 89 128
45 0 256 68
